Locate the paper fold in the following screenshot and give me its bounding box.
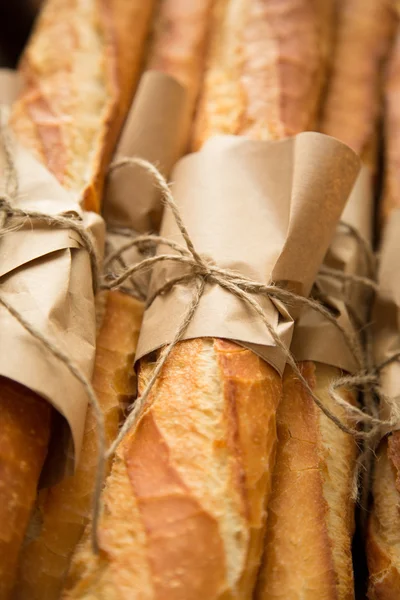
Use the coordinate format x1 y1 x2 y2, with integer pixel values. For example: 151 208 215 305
104 70 189 234
291 166 374 372
136 132 360 374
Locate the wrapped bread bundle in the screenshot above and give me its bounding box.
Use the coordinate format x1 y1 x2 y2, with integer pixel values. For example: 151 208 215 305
256 2 395 598
64 2 360 598
12 3 213 598
0 1 156 597
367 28 400 600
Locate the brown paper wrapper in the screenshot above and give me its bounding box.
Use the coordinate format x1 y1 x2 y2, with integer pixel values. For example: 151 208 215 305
103 70 189 234
0 68 21 104
0 74 104 484
136 133 360 374
291 166 374 373
373 209 400 427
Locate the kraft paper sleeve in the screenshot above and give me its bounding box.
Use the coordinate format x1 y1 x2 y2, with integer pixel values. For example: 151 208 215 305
0 68 21 105
291 166 374 372
135 133 360 374
103 70 189 234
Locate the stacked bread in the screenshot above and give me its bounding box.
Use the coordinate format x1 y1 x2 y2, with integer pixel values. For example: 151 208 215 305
2 0 399 598
62 2 344 599
8 2 214 599
256 2 396 599
0 1 156 598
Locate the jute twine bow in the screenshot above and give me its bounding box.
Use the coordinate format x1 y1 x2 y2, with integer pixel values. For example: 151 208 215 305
102 158 397 463
0 112 106 552
1 127 400 553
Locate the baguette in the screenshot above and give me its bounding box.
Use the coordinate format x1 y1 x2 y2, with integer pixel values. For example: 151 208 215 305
10 0 156 212
13 2 214 596
367 27 400 600
256 2 394 598
256 364 357 600
13 292 143 600
146 0 214 112
64 2 332 598
0 2 155 597
320 0 394 168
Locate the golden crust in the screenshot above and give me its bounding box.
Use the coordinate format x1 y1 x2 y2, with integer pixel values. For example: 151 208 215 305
320 0 395 167
192 0 333 149
147 0 214 113
367 436 400 600
1 2 154 592
13 292 143 600
64 339 281 599
256 363 357 600
0 379 51 600
10 0 156 212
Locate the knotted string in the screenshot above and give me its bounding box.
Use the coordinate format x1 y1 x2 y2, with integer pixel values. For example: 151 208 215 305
103 157 395 463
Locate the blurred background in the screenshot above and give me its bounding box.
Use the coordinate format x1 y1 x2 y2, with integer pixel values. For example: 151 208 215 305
0 0 41 66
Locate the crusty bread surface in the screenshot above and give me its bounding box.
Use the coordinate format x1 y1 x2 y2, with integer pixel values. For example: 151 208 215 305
193 0 332 148
64 339 281 599
0 380 51 600
147 0 214 112
13 292 143 600
320 0 395 168
367 436 400 600
63 1 336 598
256 363 357 600
10 0 156 212
0 1 155 596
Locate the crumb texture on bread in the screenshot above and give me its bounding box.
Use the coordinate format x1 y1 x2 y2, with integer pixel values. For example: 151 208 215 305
320 0 394 166
64 338 281 599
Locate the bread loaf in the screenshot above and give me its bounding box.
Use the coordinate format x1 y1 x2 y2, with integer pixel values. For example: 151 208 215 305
0 1 155 596
146 0 214 112
64 2 332 598
256 3 395 598
367 25 400 600
10 0 156 212
320 0 395 168
13 292 143 600
12 2 214 596
255 364 357 600
193 0 332 149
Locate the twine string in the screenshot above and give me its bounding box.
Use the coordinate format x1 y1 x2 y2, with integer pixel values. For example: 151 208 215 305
104 158 393 452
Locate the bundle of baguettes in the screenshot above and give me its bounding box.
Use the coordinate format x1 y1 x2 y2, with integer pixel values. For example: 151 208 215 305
367 25 400 600
255 2 396 599
0 1 156 598
12 2 214 598
63 2 341 599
